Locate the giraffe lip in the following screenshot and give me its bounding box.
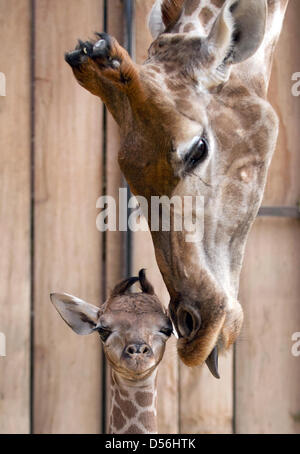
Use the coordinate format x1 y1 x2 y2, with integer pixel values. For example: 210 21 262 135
120 356 156 375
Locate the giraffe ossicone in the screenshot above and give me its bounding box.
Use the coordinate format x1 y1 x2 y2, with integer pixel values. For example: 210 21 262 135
64 0 289 377
50 269 172 434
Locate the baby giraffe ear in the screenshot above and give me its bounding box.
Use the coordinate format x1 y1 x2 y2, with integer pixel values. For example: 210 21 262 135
50 293 100 335
207 0 267 73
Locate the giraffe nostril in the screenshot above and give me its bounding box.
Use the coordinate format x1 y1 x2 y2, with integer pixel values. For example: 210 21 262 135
127 346 136 355
125 343 152 357
141 345 150 354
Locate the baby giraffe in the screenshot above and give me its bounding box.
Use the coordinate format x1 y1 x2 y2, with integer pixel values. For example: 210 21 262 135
50 269 173 434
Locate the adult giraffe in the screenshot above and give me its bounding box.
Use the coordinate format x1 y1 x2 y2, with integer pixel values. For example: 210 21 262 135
65 0 289 378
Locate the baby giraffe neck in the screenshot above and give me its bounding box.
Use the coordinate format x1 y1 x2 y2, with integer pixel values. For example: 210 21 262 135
109 369 158 434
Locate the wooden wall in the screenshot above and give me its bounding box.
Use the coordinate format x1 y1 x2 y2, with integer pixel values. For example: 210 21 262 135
33 0 104 434
0 0 299 434
0 0 31 434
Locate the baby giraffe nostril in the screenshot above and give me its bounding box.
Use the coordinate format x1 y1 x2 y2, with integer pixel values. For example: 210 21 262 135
127 346 136 355
125 343 152 356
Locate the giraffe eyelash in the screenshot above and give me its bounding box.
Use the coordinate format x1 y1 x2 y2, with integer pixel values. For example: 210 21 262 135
183 137 209 173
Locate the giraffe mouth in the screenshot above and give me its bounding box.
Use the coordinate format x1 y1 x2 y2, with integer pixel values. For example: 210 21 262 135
107 354 157 380
121 356 156 375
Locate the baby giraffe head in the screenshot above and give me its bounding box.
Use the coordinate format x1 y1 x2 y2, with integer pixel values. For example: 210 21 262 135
50 269 172 382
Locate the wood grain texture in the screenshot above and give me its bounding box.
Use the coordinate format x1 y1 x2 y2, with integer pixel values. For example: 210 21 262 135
105 0 125 434
0 0 31 434
105 2 125 292
33 0 103 434
236 2 300 434
264 1 300 206
180 355 233 434
236 219 300 433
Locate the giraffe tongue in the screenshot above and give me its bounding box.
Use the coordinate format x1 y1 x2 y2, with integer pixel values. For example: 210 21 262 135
205 346 220 379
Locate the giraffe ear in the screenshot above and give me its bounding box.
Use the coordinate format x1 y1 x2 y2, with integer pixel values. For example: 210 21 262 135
50 293 100 335
207 0 267 67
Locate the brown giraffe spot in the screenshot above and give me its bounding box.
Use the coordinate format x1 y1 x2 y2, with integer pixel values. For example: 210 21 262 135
135 391 153 407
199 7 214 26
183 23 195 33
164 63 177 74
184 0 200 16
171 35 184 45
112 405 126 431
115 389 137 419
140 411 157 433
124 425 144 434
238 103 262 130
231 142 251 162
166 80 187 92
254 125 272 153
162 0 185 29
221 84 250 100
212 114 238 150
211 0 225 8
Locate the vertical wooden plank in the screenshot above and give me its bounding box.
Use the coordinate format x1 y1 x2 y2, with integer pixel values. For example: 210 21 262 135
264 2 300 206
0 0 31 434
236 2 300 434
34 0 103 434
180 357 233 434
133 0 179 435
237 220 300 434
106 0 125 295
105 0 125 433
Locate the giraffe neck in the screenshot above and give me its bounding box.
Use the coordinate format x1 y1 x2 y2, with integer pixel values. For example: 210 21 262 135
109 369 158 434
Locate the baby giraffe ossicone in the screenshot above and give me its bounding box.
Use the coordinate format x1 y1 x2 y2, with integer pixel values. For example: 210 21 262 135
50 269 173 434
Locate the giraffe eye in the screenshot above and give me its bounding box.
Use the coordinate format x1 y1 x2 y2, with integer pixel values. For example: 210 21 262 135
96 326 112 342
184 137 208 172
160 327 173 337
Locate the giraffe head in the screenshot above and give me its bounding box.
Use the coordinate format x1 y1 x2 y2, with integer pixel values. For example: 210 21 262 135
65 0 283 376
50 270 172 381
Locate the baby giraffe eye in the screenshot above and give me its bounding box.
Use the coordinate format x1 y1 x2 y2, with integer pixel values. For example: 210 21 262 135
160 327 173 337
184 137 208 172
95 326 112 342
